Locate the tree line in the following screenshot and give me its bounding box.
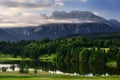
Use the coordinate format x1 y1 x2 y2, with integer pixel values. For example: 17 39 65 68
0 37 120 65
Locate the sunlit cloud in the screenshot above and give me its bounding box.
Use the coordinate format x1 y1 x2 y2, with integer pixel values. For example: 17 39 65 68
0 0 55 8
55 0 64 6
0 10 101 27
61 0 88 3
79 0 88 2
0 0 62 27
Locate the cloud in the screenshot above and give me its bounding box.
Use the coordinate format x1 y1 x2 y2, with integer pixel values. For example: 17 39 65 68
0 10 105 27
80 0 88 2
0 10 46 27
0 0 55 8
0 0 89 27
55 0 64 6
0 0 64 8
60 0 88 3
0 0 64 27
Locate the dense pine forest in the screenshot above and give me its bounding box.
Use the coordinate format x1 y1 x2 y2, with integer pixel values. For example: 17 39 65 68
0 35 120 66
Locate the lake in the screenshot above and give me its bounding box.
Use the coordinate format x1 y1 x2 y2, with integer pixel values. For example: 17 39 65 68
0 61 120 76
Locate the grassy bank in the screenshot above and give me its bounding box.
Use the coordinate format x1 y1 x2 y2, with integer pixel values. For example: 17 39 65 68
39 54 57 62
106 61 117 68
0 57 30 62
0 53 56 62
0 71 120 80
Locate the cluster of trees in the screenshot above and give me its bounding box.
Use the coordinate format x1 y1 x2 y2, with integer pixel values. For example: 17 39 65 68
0 40 32 58
0 36 120 65
56 46 120 65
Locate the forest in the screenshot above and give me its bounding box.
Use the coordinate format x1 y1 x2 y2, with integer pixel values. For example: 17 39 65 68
0 36 120 66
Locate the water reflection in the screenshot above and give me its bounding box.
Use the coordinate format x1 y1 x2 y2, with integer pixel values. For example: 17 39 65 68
0 61 120 76
0 64 18 72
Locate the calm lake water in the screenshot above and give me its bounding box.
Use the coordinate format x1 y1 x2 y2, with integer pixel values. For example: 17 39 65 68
0 61 120 76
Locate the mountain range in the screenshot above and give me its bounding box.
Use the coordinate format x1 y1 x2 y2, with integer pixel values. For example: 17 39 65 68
0 10 120 41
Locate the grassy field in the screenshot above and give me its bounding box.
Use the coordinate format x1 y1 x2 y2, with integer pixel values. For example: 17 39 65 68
0 53 31 62
106 61 117 68
0 53 55 62
0 71 120 80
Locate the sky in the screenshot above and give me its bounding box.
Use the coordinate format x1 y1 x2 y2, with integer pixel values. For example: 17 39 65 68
0 0 120 27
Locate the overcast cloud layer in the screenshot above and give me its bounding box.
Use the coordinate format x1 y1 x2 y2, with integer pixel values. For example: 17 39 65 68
0 0 119 27
0 0 88 27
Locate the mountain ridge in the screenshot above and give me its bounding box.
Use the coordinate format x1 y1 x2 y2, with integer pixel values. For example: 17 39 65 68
0 10 120 41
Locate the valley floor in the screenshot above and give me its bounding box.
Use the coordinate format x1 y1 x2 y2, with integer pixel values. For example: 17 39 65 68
0 71 120 80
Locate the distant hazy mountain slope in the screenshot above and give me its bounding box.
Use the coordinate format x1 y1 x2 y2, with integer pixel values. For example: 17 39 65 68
0 29 17 41
109 19 120 29
32 23 118 40
50 11 106 22
3 27 35 40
